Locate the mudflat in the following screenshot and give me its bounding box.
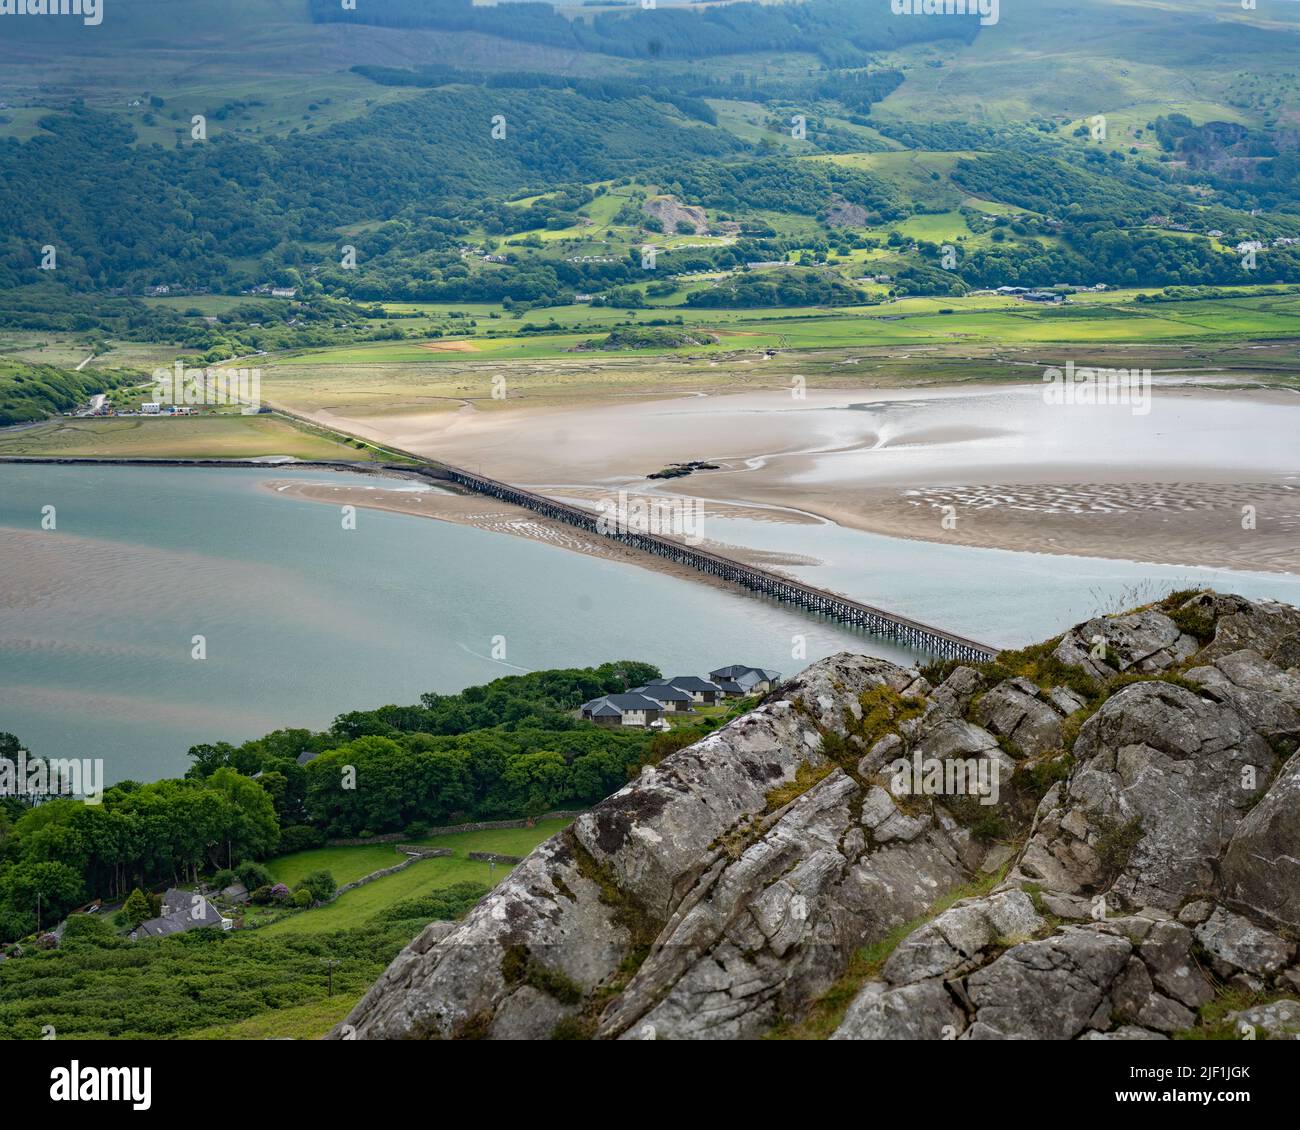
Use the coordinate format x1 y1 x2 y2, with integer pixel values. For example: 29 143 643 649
291 383 1300 575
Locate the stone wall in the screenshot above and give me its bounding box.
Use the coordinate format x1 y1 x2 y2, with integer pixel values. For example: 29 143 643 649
330 848 452 898
467 851 525 865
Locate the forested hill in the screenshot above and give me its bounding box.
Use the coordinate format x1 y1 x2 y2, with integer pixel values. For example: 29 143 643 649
0 360 137 426
1 0 1298 305
307 0 978 63
0 87 742 291
0 661 757 943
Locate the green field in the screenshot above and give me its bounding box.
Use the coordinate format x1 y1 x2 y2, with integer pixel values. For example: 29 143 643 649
259 856 509 936
183 995 358 1041
266 818 571 890
0 415 381 460
260 819 569 936
265 290 1300 372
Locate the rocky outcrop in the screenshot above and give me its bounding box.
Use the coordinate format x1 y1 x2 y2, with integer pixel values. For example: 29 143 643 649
1051 609 1197 679
333 593 1300 1040
972 677 1083 755
1017 681 1275 910
1221 752 1300 932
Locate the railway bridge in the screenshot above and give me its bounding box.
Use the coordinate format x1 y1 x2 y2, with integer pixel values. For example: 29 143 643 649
409 463 999 663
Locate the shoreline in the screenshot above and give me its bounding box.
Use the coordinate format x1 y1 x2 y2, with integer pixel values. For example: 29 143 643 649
259 478 831 593
268 473 1300 584
283 382 1300 579
6 437 1296 584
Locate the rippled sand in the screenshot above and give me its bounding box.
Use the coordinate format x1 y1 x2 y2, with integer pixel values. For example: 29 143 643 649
297 383 1300 574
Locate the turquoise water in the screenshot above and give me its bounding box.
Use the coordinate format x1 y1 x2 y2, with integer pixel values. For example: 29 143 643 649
0 466 878 782
673 512 1300 648
4 464 1298 785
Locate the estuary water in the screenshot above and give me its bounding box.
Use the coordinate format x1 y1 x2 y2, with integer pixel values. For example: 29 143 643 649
3 463 1299 784
0 465 876 783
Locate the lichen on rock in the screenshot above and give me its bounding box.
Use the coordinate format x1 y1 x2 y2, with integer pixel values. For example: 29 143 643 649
332 593 1300 1041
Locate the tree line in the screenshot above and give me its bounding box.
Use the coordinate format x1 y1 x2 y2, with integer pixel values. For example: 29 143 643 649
0 661 740 943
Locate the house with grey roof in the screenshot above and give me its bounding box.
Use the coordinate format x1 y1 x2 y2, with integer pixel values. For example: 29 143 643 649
648 676 724 706
709 666 782 696
581 693 665 728
131 888 232 940
631 684 694 713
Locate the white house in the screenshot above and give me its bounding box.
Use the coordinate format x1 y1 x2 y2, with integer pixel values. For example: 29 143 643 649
631 684 695 713
648 676 724 706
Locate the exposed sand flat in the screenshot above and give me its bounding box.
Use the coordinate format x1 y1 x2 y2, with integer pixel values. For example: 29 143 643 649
701 475 1300 576
262 481 824 582
289 382 1300 576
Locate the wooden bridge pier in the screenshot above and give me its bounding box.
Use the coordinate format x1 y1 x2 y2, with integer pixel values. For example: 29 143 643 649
406 464 998 664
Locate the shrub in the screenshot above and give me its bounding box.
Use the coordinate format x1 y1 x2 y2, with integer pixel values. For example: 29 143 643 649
277 825 326 853
211 869 238 891
295 870 336 903
123 889 152 928
60 915 119 949
1095 814 1144 873
236 861 272 891
291 888 312 909
1168 603 1217 644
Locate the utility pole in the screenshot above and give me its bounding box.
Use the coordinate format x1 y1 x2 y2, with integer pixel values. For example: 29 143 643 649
323 958 338 997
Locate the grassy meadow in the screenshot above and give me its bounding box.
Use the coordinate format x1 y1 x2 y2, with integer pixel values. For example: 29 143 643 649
0 414 381 460
255 818 570 936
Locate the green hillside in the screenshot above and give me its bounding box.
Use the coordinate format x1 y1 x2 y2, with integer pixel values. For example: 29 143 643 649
0 0 1297 341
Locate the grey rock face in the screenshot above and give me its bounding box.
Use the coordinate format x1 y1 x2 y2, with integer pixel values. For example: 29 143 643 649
1186 650 1300 743
336 594 1300 1041
1187 592 1300 666
1139 921 1214 1008
972 678 1070 756
1052 609 1197 679
880 890 1043 986
1226 999 1300 1040
1221 751 1300 932
597 768 970 1040
834 596 1300 1041
929 666 981 718
1079 1025 1167 1040
1134 991 1196 1034
964 929 1133 1040
1193 908 1294 978
831 978 965 1040
1024 682 1275 910
334 653 978 1041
